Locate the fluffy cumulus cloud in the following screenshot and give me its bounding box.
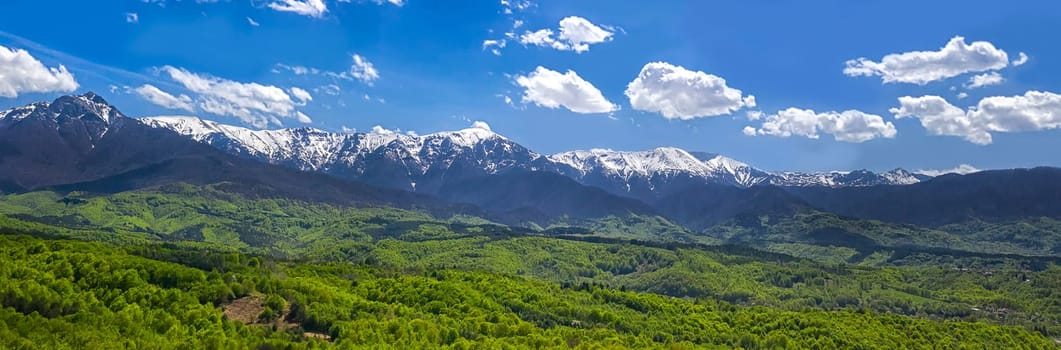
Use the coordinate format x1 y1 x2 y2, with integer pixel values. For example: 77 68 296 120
625 62 755 120
964 72 1004 89
891 92 1061 145
133 84 195 112
268 0 327 18
349 54 379 85
844 36 1010 85
514 66 618 114
519 16 614 53
159 66 312 128
745 108 897 143
916 164 981 177
0 45 79 98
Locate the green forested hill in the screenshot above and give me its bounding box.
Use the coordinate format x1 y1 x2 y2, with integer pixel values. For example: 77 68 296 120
0 235 1056 349
0 185 1059 348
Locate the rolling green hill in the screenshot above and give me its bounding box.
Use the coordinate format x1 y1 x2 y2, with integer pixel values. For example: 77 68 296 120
0 184 1059 346
1 235 1057 349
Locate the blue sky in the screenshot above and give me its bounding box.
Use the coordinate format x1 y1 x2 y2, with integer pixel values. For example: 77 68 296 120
1 0 1060 172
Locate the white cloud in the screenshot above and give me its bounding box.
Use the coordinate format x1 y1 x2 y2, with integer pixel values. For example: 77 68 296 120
482 39 507 56
295 111 312 123
160 65 311 127
891 92 1061 145
844 36 1010 85
349 54 379 85
518 29 564 50
134 84 194 112
247 17 260 27
268 0 327 18
741 126 757 136
315 84 341 96
514 66 617 114
964 72 1003 89
624 61 755 120
471 121 491 131
1012 52 1029 66
273 64 319 75
500 0 534 14
557 16 614 53
916 164 980 177
890 95 984 143
0 45 79 98
126 13 139 23
273 55 379 86
288 87 313 105
519 16 614 53
957 92 969 99
370 125 395 134
745 108 897 143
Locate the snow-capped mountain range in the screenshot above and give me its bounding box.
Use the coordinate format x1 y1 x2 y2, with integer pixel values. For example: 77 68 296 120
140 116 551 193
139 115 937 199
0 93 939 199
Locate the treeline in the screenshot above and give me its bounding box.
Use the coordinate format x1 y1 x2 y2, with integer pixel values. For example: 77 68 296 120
1 235 1056 349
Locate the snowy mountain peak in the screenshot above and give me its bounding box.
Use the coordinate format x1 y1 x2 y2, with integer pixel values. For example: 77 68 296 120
143 115 346 170
702 154 751 173
50 92 124 124
425 125 504 148
141 116 228 139
1 93 124 126
880 168 924 185
549 147 711 179
0 102 47 122
548 147 772 187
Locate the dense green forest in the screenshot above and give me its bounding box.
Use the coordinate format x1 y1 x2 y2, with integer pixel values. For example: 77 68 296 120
0 185 1059 348
1 235 1057 349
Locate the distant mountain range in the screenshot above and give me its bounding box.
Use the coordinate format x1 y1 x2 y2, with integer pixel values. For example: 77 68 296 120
3 93 1059 248
140 114 931 202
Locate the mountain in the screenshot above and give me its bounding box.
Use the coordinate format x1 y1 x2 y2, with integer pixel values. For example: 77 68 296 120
142 116 552 193
0 95 673 226
143 116 930 198
549 147 774 200
4 94 1061 255
770 169 927 187
0 92 200 189
651 183 813 231
0 93 474 216
788 167 1061 227
437 171 661 225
